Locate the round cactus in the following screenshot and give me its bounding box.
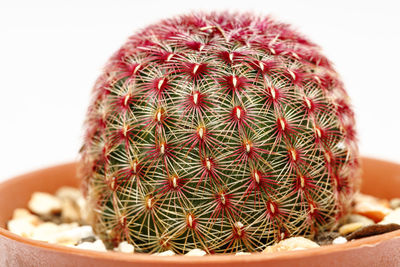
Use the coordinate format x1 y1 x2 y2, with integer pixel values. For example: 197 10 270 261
80 12 360 254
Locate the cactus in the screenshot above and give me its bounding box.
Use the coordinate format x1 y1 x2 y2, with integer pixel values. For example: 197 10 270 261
80 12 360 254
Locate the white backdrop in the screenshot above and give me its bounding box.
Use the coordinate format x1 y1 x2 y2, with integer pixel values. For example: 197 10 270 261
0 0 399 181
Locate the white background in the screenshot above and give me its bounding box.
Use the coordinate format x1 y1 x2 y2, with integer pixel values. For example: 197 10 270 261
0 0 399 182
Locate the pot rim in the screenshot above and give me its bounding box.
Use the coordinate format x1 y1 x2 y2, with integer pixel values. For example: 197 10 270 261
0 157 399 264
1 226 400 263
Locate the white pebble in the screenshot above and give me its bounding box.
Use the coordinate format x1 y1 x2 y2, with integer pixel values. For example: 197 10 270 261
28 192 62 216
339 222 365 236
53 225 94 245
263 237 319 253
346 214 374 225
31 222 79 243
155 250 175 256
185 248 206 256
61 199 81 222
390 198 400 209
76 240 107 252
7 219 36 238
76 196 88 222
13 209 33 219
291 247 306 251
379 208 400 225
114 241 134 253
60 222 79 230
12 208 41 225
31 222 61 242
235 252 251 256
56 186 82 200
332 236 348 245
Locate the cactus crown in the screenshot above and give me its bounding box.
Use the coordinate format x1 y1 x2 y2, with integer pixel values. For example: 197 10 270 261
80 12 359 254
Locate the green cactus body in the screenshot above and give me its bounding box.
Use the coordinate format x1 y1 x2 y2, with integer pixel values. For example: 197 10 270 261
80 12 360 254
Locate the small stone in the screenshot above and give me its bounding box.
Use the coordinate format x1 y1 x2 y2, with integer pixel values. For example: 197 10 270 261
28 192 62 216
355 193 391 207
8 208 43 238
185 248 207 256
155 250 176 256
76 239 107 252
53 225 94 245
31 222 61 242
291 247 307 251
379 208 400 225
12 208 41 225
313 231 340 245
114 241 135 253
7 219 36 238
55 187 86 223
13 208 32 219
30 222 80 243
79 236 97 243
60 199 81 223
332 236 348 245
345 214 375 225
339 222 365 236
353 193 391 222
390 198 400 209
263 237 319 253
235 252 251 256
56 186 82 201
346 223 400 240
56 222 79 233
76 196 88 222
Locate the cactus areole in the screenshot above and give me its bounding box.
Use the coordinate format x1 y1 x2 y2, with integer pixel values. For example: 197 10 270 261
80 12 360 254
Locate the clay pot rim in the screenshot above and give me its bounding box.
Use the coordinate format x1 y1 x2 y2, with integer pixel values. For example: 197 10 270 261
0 158 399 264
1 224 400 263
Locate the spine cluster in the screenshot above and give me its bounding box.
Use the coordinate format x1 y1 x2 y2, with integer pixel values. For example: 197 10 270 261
80 12 360 254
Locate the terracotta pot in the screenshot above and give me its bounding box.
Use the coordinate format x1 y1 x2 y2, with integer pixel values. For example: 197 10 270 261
0 157 399 267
